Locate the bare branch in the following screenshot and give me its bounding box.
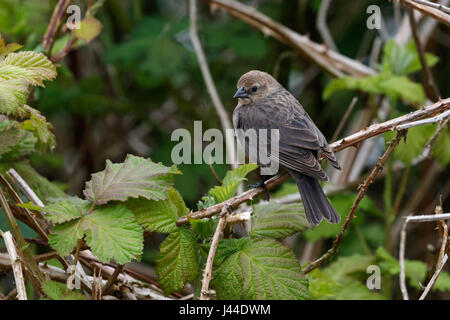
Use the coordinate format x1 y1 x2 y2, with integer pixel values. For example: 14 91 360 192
411 0 450 15
399 0 450 27
200 205 232 300
317 0 337 51
407 7 440 101
190 0 237 169
1 231 27 300
419 253 448 300
205 0 376 77
42 0 72 52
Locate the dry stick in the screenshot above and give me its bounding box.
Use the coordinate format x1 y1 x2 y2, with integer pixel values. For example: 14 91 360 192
407 7 441 101
0 182 46 296
413 115 450 164
200 205 232 300
397 109 450 130
102 264 124 295
412 0 450 14
7 169 92 290
42 0 72 52
331 97 358 142
420 253 448 300
302 130 406 274
206 0 375 77
399 0 450 27
176 97 450 226
399 213 450 300
0 174 49 240
317 0 337 52
51 36 78 63
1 230 27 300
190 0 237 169
7 169 44 207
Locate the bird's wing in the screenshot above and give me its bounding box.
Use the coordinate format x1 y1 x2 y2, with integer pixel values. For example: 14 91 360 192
236 89 336 181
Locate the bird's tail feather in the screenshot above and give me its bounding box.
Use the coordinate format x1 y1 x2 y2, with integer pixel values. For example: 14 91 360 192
288 170 340 226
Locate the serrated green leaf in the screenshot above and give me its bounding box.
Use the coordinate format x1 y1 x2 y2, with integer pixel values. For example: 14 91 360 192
39 197 91 224
251 202 310 238
49 204 143 264
0 79 28 116
42 280 86 300
208 164 258 203
125 188 188 233
213 238 309 300
83 154 180 205
48 218 84 257
156 227 199 295
73 17 103 42
215 238 249 266
20 112 55 151
381 40 439 75
0 51 56 86
82 205 144 264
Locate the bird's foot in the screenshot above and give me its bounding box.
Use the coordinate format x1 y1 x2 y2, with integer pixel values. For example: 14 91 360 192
248 179 270 201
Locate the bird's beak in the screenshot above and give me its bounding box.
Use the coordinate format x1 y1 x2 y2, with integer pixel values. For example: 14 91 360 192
233 87 249 99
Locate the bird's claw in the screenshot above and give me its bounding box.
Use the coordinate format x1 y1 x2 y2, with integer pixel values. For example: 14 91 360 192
248 180 270 201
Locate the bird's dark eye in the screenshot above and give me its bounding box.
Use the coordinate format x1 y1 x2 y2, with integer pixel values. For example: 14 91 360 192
251 86 258 93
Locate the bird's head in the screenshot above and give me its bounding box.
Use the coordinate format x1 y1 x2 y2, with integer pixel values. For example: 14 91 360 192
233 70 280 105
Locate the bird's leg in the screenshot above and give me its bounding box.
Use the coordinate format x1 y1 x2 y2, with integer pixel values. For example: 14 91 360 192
248 176 271 201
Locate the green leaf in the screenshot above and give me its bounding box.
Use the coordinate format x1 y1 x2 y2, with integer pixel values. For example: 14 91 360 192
213 238 310 300
250 202 310 238
82 205 143 264
125 188 189 233
308 269 385 300
156 227 199 295
384 124 434 165
323 72 425 104
381 40 439 75
83 154 180 205
0 51 57 86
208 164 258 203
215 237 249 266
48 219 84 257
73 17 103 42
0 35 22 57
0 79 28 116
0 118 20 155
433 128 450 166
20 112 55 151
42 280 86 300
35 197 91 224
49 205 144 264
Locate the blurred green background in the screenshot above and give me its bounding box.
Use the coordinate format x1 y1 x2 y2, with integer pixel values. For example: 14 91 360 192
1 0 450 299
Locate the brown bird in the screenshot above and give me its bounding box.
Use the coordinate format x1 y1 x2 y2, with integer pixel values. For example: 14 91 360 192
232 70 341 226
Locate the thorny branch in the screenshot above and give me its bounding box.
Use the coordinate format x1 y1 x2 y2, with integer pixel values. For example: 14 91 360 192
200 204 232 300
302 130 406 274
